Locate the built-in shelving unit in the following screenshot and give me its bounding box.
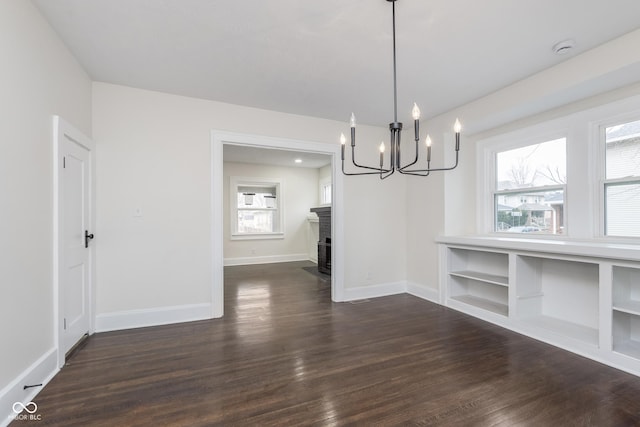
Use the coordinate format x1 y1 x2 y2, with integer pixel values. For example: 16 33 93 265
437 236 640 378
613 266 640 359
447 248 509 316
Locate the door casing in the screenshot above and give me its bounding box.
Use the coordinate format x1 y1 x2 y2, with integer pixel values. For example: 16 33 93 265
53 116 96 368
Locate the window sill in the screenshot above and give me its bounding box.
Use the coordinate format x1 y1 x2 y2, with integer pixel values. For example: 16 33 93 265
231 233 284 241
436 235 640 262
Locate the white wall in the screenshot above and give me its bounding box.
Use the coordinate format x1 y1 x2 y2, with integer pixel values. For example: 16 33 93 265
93 83 408 321
0 0 92 407
406 28 640 294
223 161 319 264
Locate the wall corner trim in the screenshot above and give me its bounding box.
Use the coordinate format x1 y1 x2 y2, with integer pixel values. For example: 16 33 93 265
406 282 440 304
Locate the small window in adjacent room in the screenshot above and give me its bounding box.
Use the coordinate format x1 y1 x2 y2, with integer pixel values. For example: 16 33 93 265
494 138 566 234
320 180 332 206
230 177 283 239
603 119 640 237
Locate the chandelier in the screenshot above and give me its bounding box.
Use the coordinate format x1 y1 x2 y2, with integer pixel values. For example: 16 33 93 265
341 0 461 179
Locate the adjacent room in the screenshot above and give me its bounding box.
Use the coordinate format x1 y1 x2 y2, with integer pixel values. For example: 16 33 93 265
3 0 640 424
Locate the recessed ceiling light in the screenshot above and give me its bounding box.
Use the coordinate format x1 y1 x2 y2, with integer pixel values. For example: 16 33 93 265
294 159 302 163
552 39 575 55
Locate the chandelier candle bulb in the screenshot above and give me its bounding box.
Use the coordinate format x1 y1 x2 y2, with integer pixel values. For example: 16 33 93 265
426 135 432 163
412 103 420 141
340 133 346 160
412 103 421 120
454 119 462 151
350 113 356 146
379 142 385 167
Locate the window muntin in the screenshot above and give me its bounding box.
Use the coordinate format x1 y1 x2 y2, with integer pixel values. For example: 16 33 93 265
494 138 566 235
604 119 640 237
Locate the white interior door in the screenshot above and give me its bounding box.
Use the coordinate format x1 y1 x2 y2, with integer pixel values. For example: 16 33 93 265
54 116 94 363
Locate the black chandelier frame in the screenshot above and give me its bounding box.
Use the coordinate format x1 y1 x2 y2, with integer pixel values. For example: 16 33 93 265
341 0 461 179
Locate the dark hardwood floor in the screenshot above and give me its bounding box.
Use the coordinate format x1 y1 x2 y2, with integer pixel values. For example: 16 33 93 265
12 261 640 426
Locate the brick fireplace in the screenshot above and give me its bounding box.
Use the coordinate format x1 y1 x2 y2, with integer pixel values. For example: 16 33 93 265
310 207 331 275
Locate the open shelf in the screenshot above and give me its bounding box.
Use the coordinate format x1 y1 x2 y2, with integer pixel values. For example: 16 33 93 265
613 310 640 359
521 315 599 346
446 248 509 317
449 270 508 287
515 255 599 345
613 266 640 314
613 300 640 317
450 295 508 317
613 266 640 360
449 276 508 317
448 248 508 279
613 341 640 360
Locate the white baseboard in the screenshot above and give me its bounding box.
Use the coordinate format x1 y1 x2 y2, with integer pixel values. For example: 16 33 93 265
95 303 212 333
343 281 407 301
406 281 440 304
1 348 58 427
224 253 309 266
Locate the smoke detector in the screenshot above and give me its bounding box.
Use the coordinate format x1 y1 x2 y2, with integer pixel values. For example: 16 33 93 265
552 39 575 55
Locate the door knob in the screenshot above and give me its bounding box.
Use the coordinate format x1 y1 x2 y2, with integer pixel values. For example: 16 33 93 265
85 230 94 248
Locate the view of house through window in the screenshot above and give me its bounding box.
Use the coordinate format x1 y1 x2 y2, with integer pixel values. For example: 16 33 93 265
604 119 640 237
494 138 566 234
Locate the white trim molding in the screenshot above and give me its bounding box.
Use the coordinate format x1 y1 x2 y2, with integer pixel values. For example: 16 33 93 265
224 253 309 267
95 303 212 333
342 281 406 301
406 282 440 304
0 348 58 427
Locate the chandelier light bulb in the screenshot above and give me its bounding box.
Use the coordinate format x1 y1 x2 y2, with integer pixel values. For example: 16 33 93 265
425 135 432 147
350 113 357 128
454 119 462 133
379 142 385 153
412 103 421 120
340 133 346 145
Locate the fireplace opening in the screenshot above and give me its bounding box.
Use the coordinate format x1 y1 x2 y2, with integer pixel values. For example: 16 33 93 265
310 207 331 276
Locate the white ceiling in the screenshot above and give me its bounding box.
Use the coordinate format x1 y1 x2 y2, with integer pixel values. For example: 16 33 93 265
34 0 640 126
223 144 331 169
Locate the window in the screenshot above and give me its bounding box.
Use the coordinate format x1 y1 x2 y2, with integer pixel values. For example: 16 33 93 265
603 119 640 237
319 178 332 206
230 177 283 239
493 138 566 234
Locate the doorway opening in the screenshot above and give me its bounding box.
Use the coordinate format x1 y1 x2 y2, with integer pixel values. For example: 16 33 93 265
211 131 345 318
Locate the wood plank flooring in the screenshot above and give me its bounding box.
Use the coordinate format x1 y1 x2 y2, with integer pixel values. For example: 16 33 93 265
12 261 640 426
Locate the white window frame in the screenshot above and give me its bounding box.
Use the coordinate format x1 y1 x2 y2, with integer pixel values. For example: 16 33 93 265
230 176 284 240
596 112 640 239
478 126 568 237
319 176 332 206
